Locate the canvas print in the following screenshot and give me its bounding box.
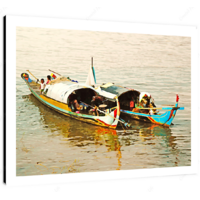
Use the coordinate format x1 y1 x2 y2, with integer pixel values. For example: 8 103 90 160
16 27 190 176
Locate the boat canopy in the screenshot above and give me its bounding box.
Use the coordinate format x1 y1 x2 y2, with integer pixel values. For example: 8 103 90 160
46 82 117 103
97 83 141 110
98 83 140 97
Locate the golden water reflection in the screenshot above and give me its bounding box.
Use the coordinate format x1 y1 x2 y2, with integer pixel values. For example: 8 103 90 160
17 94 180 175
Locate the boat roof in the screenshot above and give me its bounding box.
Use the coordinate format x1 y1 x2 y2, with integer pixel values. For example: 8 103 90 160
98 83 140 97
46 82 117 103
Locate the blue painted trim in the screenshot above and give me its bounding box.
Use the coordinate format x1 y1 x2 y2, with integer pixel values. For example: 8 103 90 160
92 67 96 84
121 109 152 117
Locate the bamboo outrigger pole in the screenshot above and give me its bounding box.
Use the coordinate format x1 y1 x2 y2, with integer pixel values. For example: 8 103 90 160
48 69 62 76
133 107 184 110
27 70 39 82
27 70 37 80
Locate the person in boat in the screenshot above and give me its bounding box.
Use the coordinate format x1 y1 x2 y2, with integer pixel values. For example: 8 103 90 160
90 95 104 116
138 92 157 114
139 92 152 108
139 92 151 104
149 101 157 115
91 95 103 107
46 75 52 85
40 78 45 94
73 99 83 111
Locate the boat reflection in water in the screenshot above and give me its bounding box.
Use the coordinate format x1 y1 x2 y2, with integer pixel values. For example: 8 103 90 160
25 94 179 174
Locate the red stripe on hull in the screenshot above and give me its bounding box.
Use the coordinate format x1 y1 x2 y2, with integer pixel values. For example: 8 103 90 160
168 110 174 121
148 117 162 125
96 119 116 128
114 108 117 119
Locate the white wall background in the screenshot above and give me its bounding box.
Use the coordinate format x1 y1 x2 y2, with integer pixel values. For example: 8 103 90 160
0 0 199 199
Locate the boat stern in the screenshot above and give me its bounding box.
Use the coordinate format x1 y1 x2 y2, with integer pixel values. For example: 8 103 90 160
164 94 180 126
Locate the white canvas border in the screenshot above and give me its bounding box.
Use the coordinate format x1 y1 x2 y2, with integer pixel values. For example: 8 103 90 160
5 15 198 186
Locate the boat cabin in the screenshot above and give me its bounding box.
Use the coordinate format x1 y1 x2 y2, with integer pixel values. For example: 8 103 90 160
97 83 140 110
45 82 117 116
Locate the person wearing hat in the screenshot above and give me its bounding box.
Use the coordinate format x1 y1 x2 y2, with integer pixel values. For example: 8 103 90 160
139 92 151 103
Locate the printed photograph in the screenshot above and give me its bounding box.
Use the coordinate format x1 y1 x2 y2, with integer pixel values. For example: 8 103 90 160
16 27 191 176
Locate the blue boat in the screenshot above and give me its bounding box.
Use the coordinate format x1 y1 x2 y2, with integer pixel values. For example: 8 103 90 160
97 83 184 127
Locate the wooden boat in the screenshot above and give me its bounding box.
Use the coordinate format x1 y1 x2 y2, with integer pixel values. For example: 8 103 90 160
21 73 121 129
96 83 184 127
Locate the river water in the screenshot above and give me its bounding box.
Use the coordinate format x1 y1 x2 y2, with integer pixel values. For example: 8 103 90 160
16 27 191 176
